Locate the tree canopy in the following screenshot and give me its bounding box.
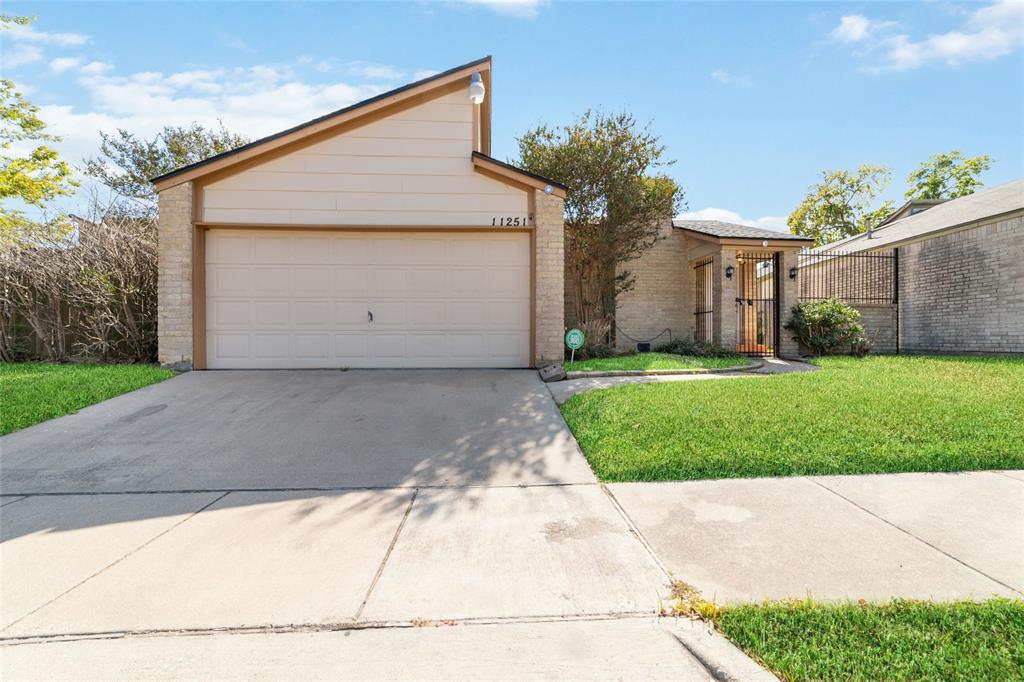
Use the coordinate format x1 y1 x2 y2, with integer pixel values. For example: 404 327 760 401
516 111 683 344
84 123 249 216
788 165 894 246
906 150 991 200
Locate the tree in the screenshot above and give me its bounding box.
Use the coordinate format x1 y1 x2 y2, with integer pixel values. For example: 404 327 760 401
84 123 249 216
0 16 79 247
788 165 893 246
515 111 684 346
906 150 991 200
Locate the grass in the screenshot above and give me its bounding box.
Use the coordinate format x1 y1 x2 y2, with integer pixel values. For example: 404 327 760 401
560 355 1024 481
564 352 749 372
714 598 1024 681
0 362 174 435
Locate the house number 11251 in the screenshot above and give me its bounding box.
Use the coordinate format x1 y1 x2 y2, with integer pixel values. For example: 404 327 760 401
491 215 532 226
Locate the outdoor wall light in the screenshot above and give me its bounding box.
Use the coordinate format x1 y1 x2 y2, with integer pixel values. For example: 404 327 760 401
725 265 735 279
468 73 486 104
789 266 799 279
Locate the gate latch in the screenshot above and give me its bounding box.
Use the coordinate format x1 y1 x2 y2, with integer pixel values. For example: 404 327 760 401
368 309 374 323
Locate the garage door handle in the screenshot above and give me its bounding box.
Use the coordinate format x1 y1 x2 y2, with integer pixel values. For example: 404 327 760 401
368 310 373 323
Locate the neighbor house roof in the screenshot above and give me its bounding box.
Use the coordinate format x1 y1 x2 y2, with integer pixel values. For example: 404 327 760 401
818 178 1024 253
673 219 812 245
152 56 494 191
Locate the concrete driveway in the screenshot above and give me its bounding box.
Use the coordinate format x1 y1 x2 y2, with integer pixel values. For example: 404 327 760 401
1 369 594 493
1 370 764 681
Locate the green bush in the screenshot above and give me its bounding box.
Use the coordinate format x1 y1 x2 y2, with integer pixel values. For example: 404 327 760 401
567 344 620 361
654 338 740 358
785 298 869 356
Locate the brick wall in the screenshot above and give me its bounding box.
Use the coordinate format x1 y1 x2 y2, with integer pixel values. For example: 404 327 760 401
157 182 193 369
614 220 692 350
899 212 1024 354
534 190 566 366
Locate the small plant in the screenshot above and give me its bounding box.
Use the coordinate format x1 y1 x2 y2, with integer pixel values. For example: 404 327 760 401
660 580 723 620
568 344 622 361
785 298 870 356
653 338 740 359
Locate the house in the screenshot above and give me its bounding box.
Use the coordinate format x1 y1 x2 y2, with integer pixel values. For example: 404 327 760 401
611 219 812 356
152 57 567 370
811 179 1024 355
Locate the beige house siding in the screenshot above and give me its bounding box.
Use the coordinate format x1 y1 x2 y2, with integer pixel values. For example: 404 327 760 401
157 182 194 367
614 221 692 350
200 91 527 226
898 211 1023 354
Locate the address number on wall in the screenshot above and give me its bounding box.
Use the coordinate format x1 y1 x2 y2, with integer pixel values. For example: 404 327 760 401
491 215 532 227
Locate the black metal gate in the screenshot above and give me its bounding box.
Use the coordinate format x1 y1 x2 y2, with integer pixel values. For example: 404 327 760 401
735 252 779 356
694 258 713 343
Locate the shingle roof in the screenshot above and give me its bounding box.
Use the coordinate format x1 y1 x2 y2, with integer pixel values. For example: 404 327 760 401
818 178 1024 253
673 219 810 241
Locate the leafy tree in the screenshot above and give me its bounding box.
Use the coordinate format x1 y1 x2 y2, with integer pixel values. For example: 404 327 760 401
515 111 684 345
906 150 991 200
84 123 249 216
1 16 78 246
788 165 893 246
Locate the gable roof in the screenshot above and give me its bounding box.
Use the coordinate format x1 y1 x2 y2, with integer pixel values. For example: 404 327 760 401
818 178 1024 253
673 219 812 244
152 56 493 191
471 152 567 198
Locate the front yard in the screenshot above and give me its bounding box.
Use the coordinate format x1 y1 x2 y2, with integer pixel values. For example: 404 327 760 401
715 598 1024 681
560 355 1024 481
0 362 174 435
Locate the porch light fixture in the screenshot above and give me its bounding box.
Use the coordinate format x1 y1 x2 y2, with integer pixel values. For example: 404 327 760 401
468 73 486 104
725 265 735 279
789 266 799 279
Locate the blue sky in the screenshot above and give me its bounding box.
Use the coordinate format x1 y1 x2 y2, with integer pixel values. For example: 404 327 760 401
4 0 1022 229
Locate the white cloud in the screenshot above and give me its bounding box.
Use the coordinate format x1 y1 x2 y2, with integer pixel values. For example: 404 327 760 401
36 63 388 167
49 57 82 73
831 1 1024 71
4 44 43 68
4 23 90 47
710 68 751 86
455 0 547 19
678 208 789 233
830 15 873 43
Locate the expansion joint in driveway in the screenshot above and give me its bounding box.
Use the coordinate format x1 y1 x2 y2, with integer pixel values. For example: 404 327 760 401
354 489 418 621
810 479 1024 598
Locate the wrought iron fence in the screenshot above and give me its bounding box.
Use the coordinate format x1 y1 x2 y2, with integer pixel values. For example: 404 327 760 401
798 249 898 304
694 258 713 343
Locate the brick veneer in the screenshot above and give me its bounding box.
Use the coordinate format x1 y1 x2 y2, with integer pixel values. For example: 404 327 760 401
157 182 194 368
534 190 566 366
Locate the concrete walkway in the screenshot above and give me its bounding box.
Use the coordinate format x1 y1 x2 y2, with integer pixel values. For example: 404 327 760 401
548 357 817 405
610 470 1024 603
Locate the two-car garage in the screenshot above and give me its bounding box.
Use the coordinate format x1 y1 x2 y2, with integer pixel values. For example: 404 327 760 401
204 229 531 368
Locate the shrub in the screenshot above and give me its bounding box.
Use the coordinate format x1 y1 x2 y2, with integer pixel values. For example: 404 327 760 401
654 338 740 358
785 298 869 356
569 343 620 361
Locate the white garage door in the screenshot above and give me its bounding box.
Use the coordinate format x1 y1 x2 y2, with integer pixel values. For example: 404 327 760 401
205 230 531 369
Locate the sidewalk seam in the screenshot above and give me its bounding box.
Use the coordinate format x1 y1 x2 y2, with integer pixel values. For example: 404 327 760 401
0 491 232 633
354 489 418 621
810 478 1023 597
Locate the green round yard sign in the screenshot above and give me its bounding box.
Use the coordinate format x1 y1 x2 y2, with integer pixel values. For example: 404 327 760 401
565 328 585 350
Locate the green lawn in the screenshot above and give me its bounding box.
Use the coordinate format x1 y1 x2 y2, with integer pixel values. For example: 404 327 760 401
715 598 1024 682
0 362 174 435
560 355 1024 481
564 352 749 372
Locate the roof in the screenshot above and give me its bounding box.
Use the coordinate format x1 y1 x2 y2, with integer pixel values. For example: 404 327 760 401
152 56 493 189
818 179 1024 253
673 219 812 243
875 198 945 228
471 152 567 196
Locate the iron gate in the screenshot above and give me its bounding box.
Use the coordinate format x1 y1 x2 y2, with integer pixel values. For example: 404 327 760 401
735 252 779 356
694 258 713 343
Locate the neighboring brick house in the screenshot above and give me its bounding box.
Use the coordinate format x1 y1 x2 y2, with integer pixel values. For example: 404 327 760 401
813 179 1024 355
153 57 566 370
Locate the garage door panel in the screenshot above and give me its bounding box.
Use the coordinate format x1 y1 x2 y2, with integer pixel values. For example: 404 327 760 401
206 230 530 369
